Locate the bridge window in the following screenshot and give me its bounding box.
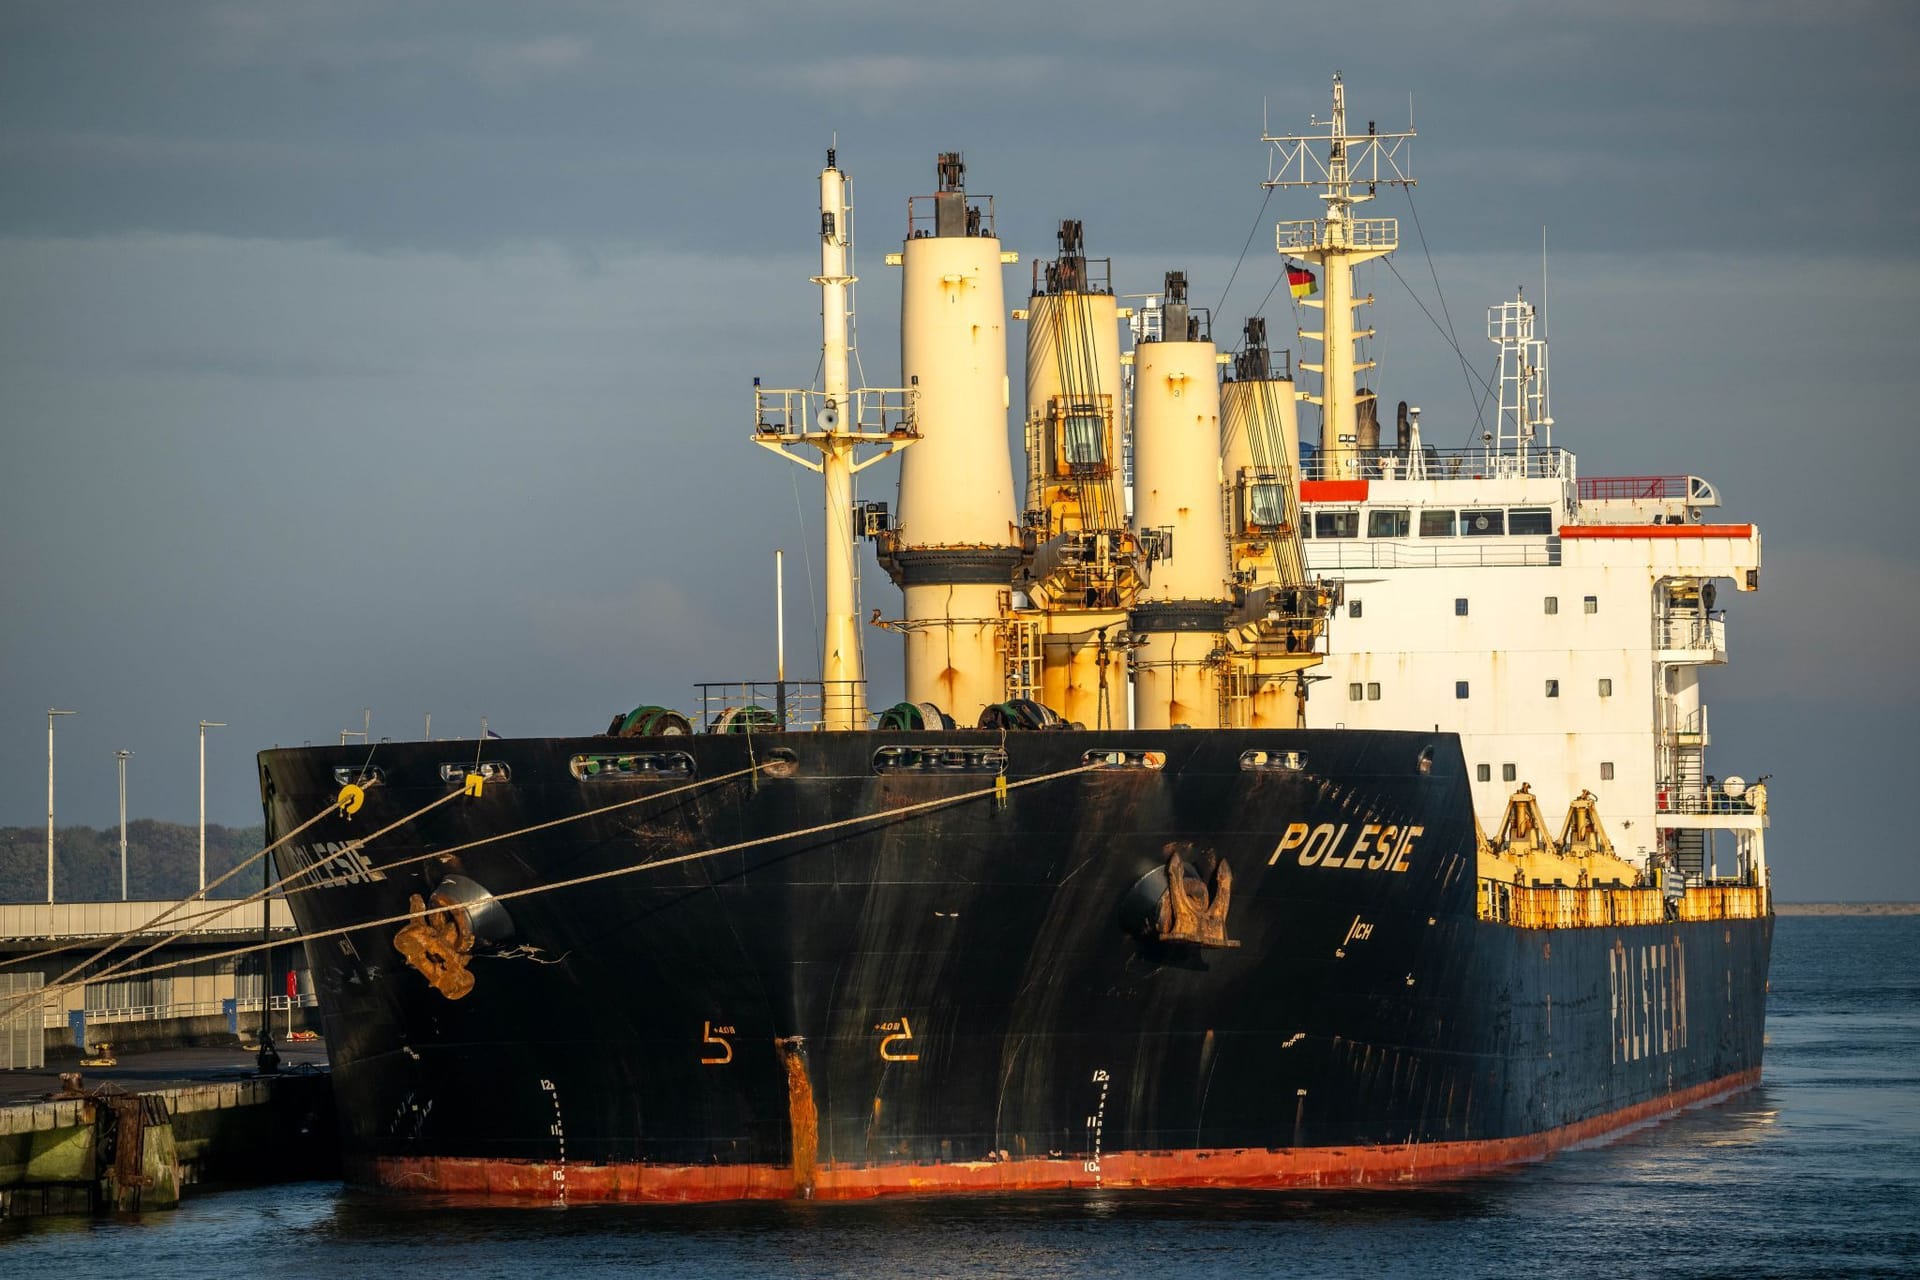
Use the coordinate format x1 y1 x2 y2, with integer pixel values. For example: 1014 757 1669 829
1509 507 1554 535
1314 510 1359 538
1367 508 1410 538
1419 509 1456 537
1462 509 1505 536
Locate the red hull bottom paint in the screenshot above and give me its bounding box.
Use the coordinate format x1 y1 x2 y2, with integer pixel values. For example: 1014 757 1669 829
363 1068 1761 1204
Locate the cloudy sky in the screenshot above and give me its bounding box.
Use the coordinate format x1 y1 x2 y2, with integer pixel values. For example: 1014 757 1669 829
1 1 1915 900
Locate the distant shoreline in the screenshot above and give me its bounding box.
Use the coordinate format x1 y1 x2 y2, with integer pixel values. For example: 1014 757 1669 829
1774 902 1920 916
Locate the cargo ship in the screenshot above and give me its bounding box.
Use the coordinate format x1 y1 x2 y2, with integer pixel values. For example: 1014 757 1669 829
258 77 1771 1203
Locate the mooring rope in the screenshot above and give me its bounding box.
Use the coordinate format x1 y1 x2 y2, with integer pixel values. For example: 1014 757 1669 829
52 759 1106 994
23 762 764 1012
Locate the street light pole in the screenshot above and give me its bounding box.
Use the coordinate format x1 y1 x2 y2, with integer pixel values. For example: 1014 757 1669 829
46 708 76 904
116 750 133 901
198 719 225 893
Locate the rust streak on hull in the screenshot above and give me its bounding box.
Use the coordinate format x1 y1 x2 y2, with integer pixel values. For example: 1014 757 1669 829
363 1067 1759 1204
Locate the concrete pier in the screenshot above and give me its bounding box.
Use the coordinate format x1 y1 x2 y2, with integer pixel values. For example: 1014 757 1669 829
0 1044 335 1216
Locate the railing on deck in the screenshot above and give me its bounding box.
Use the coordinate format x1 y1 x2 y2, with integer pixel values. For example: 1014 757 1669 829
1657 614 1726 653
1656 784 1765 816
1577 475 1691 501
693 680 867 733
1479 879 1767 927
1300 446 1573 483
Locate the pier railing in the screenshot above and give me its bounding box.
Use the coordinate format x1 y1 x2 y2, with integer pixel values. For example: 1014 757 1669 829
42 992 318 1030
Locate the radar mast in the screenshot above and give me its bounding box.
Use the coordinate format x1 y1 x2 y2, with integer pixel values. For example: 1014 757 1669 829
1262 75 1414 479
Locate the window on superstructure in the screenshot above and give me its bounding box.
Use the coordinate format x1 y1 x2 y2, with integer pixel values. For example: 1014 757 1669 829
1349 600 1363 619
1545 679 1560 698
1366 682 1381 701
1315 510 1359 538
1601 762 1615 780
1544 596 1558 615
1509 507 1553 535
1367 509 1410 538
1349 683 1364 702
1454 598 1469 616
1599 678 1613 697
1502 763 1517 782
1462 509 1505 536
1476 764 1491 782
1584 595 1598 614
1455 681 1469 699
1420 510 1456 537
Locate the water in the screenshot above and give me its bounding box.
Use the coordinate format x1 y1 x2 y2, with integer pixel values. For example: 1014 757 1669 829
5 916 1916 1278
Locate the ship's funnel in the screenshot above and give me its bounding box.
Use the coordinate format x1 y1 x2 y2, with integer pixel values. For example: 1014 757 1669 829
885 154 1021 726
1129 272 1229 730
1355 391 1380 453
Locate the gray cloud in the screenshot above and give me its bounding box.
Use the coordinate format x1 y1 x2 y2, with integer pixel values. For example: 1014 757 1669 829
1 0 1915 900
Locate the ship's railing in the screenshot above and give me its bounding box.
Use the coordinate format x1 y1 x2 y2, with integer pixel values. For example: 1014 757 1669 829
905 193 997 238
1656 614 1725 653
1578 474 1692 501
1478 879 1767 927
1300 446 1573 482
693 680 867 733
1275 217 1398 253
1305 539 1560 570
1656 783 1766 816
752 385 917 438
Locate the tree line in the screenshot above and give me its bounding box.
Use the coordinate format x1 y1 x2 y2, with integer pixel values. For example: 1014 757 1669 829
0 821 270 903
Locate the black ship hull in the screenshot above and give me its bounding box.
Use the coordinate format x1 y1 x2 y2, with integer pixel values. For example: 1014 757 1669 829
258 729 1770 1202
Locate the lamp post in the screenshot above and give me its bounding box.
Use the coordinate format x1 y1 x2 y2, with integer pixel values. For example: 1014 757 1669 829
46 708 76 904
116 750 133 901
199 720 225 893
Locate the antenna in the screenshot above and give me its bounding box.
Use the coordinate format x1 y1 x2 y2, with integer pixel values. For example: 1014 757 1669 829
1540 226 1550 343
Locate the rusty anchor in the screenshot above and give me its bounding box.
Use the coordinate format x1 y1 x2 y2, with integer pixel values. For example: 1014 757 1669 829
393 892 477 1000
1154 845 1241 948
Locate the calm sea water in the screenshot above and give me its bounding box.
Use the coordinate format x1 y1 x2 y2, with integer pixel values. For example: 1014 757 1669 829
4 915 1916 1279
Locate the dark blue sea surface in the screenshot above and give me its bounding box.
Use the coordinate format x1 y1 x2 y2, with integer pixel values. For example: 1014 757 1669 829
4 915 1916 1278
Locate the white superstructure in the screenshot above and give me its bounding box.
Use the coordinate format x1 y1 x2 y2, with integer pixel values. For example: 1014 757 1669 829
1274 129 1767 884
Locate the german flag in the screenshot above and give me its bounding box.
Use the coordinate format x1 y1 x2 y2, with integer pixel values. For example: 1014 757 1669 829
1287 261 1318 299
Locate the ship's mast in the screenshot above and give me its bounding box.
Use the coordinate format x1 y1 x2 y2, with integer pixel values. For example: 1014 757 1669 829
1489 289 1552 469
1263 76 1414 479
754 150 918 730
